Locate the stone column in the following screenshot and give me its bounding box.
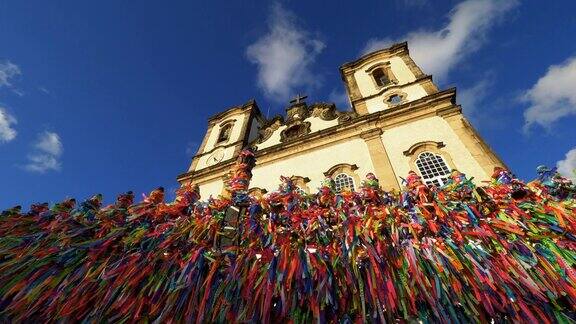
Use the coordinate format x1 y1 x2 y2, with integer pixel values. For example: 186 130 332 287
343 73 369 115
360 129 400 191
443 113 507 177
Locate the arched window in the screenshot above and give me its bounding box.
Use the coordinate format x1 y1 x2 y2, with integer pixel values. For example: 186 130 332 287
324 163 360 192
415 152 451 187
217 124 232 143
334 173 355 192
388 94 402 105
372 68 389 87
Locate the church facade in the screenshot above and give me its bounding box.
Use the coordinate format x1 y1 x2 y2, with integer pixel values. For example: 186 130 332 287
177 42 505 197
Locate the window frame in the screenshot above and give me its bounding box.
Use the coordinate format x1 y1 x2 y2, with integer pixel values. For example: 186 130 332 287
372 68 390 87
388 94 402 104
324 163 361 192
403 141 455 187
333 173 356 192
216 121 234 144
365 62 398 90
384 91 408 107
415 152 451 187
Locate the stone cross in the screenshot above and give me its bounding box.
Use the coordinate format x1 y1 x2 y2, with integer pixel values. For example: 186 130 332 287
290 94 308 104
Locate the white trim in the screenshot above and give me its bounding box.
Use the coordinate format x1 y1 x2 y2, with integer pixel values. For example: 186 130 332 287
415 152 451 187
334 173 355 192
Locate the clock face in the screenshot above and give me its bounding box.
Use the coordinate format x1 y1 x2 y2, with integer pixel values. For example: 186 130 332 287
207 149 225 166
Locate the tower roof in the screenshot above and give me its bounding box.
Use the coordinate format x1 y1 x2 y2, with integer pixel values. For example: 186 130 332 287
207 99 261 122
340 41 409 72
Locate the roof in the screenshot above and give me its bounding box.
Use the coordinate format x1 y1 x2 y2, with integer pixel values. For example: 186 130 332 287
340 41 409 71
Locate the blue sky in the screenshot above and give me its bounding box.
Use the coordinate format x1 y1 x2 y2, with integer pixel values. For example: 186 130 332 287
1 0 575 209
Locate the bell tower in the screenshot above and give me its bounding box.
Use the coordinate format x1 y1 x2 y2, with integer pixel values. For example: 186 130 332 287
340 42 440 116
178 100 264 192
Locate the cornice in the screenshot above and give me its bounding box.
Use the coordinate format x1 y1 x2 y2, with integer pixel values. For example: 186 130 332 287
253 88 457 163
403 141 445 156
436 104 460 117
360 128 383 140
177 158 236 183
207 99 260 123
340 42 409 72
350 75 434 104
364 61 392 74
193 139 244 159
178 88 458 184
324 163 358 177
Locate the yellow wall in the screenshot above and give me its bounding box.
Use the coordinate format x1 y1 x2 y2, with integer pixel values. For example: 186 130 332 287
364 84 429 114
353 57 416 98
194 116 491 198
197 179 224 199
196 138 376 197
195 113 247 171
256 124 285 150
353 56 429 114
382 116 490 186
253 138 375 193
308 116 339 132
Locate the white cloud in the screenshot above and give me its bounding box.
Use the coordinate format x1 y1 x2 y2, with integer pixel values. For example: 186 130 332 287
363 0 517 80
0 60 21 88
38 86 51 95
24 154 61 173
557 147 576 181
35 131 63 156
522 56 576 131
25 131 63 173
246 2 325 102
0 107 17 143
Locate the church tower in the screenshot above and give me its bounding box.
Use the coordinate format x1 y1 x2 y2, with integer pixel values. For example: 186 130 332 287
338 42 505 187
180 100 264 195
340 42 439 115
178 42 506 197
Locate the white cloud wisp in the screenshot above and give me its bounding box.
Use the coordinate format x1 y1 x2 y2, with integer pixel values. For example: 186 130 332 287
0 60 21 88
25 131 63 173
522 56 576 131
363 0 517 81
0 107 17 143
246 3 325 102
557 147 576 181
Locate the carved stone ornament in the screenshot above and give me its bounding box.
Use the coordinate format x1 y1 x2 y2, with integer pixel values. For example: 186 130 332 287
309 102 338 121
285 103 309 124
258 116 283 144
280 121 311 142
337 111 357 124
257 100 357 144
